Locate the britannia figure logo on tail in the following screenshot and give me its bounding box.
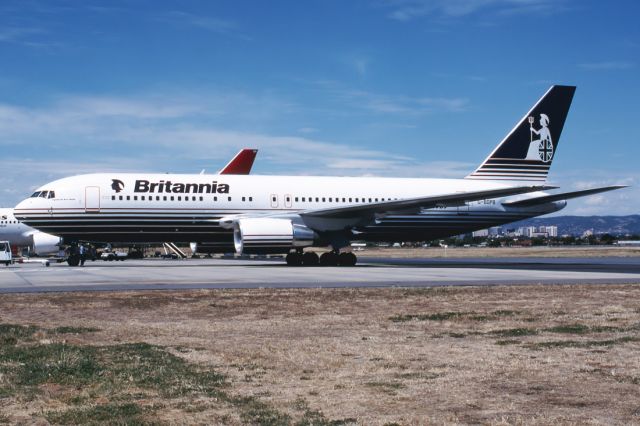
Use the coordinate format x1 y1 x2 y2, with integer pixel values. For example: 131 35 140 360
526 113 553 162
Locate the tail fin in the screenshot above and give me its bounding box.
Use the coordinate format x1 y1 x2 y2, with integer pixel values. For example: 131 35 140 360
466 85 576 182
218 149 258 175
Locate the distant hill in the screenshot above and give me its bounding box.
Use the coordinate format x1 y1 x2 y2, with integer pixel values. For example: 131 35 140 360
506 215 640 236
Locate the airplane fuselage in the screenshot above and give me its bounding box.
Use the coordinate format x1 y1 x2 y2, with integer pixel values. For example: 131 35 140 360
14 173 564 249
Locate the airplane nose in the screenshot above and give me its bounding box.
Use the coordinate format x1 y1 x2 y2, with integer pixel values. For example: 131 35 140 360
13 198 31 220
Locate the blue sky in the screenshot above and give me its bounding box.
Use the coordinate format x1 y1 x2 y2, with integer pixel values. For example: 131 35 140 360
0 0 638 215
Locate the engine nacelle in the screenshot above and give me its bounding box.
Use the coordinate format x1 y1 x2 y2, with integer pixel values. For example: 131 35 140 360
31 232 62 256
233 218 316 255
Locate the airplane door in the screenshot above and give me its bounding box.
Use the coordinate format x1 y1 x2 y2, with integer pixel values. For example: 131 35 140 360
85 186 100 213
284 194 292 209
270 194 278 208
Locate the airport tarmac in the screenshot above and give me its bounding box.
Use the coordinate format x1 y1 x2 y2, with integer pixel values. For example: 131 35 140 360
0 256 638 293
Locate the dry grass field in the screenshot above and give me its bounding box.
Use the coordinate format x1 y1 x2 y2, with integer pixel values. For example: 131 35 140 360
2 284 640 424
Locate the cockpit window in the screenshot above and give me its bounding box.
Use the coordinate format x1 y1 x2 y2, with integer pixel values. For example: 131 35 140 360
31 191 41 198
47 191 55 199
39 191 48 198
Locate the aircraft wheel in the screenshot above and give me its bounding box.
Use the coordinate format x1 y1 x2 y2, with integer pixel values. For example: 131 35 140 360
286 252 302 266
338 252 357 266
67 255 80 267
302 251 319 266
319 252 339 266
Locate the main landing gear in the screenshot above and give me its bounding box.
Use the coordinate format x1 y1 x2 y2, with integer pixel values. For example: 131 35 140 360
285 250 357 267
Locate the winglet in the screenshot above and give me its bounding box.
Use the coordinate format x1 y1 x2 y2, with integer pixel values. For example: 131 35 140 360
219 149 258 175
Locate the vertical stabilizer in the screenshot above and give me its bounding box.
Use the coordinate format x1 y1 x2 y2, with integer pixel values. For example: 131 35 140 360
466 85 575 181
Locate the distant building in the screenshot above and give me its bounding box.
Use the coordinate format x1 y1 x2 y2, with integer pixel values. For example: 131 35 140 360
517 226 537 237
488 226 502 236
472 229 489 237
535 225 558 237
583 229 594 238
616 240 640 246
546 226 558 237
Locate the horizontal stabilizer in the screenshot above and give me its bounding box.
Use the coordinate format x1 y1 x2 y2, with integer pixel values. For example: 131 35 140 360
502 185 627 207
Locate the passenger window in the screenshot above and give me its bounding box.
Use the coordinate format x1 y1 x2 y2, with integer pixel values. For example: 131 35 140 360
112 196 115 200
249 197 253 202
134 196 138 201
163 196 167 201
315 197 319 202
141 196 145 200
119 195 123 200
302 197 305 202
242 197 246 202
199 196 203 201
156 196 160 201
170 196 174 201
342 198 346 202
214 196 218 201
295 197 299 202
228 196 232 201
177 196 181 201
322 197 325 202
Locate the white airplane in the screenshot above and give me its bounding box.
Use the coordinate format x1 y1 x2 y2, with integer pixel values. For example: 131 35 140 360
14 86 625 266
0 149 257 260
0 208 61 256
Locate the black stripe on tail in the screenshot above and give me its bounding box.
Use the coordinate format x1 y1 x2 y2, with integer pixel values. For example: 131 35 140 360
466 85 576 182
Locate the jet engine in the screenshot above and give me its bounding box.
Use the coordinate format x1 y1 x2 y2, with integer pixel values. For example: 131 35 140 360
233 218 316 254
31 232 62 256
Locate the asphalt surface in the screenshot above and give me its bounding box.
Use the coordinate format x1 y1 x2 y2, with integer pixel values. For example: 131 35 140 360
0 255 638 293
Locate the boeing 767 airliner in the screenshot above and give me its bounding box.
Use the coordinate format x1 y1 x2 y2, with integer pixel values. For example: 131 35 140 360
14 86 625 266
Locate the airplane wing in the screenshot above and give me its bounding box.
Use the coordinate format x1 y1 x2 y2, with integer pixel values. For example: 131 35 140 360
218 185 557 230
218 149 258 175
300 185 557 219
502 185 626 207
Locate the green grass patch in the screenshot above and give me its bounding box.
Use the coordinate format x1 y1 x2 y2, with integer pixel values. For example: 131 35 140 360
545 324 590 334
0 323 38 345
529 336 640 350
0 321 352 425
390 312 468 322
50 326 101 334
390 310 521 323
46 402 145 425
495 339 522 345
490 328 538 337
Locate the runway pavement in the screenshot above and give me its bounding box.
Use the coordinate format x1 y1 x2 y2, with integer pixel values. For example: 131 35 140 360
0 256 639 293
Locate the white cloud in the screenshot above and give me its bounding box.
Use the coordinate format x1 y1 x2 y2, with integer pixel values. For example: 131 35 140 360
383 0 563 21
158 10 250 40
578 61 635 71
0 91 466 206
315 81 469 115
